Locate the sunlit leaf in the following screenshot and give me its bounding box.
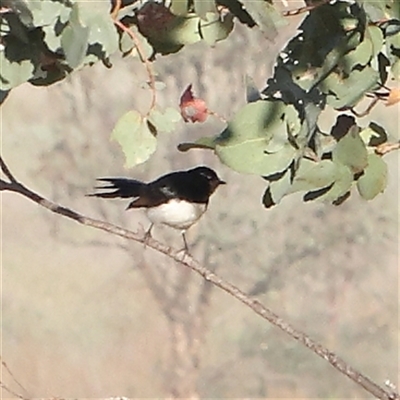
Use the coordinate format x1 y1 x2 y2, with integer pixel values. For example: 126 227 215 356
171 0 189 16
357 153 388 200
0 52 35 90
239 0 285 41
148 107 181 133
120 26 153 60
61 4 90 68
194 0 216 19
199 12 234 46
360 122 388 147
111 110 157 167
213 100 300 175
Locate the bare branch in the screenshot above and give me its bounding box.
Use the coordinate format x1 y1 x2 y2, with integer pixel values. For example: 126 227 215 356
0 156 17 182
1 155 398 400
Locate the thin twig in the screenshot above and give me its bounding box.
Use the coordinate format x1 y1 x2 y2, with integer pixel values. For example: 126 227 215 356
113 19 157 114
111 0 122 20
207 109 227 124
0 381 28 400
0 155 398 400
375 141 400 156
350 96 380 118
282 0 330 17
1 360 28 396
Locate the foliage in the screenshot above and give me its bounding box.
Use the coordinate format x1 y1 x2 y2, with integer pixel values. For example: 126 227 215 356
1 0 399 207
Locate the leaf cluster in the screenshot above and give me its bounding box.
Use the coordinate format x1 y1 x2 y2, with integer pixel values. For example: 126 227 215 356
1 0 399 208
181 1 399 207
0 0 283 92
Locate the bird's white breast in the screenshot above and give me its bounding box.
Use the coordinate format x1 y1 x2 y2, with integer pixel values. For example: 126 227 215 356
146 199 207 230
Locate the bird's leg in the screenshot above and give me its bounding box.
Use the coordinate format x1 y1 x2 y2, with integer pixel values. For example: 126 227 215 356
143 223 154 248
176 230 191 259
182 231 189 253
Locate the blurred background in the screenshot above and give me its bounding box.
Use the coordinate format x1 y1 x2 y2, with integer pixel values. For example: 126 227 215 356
1 13 399 399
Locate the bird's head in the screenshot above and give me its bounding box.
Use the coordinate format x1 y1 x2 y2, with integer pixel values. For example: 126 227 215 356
190 166 226 194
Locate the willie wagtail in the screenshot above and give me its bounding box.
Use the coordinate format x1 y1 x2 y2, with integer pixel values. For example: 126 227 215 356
88 166 225 250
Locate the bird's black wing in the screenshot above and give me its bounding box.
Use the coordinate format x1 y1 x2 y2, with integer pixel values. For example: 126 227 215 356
153 172 210 204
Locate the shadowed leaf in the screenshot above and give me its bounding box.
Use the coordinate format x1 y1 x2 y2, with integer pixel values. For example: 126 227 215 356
332 125 368 174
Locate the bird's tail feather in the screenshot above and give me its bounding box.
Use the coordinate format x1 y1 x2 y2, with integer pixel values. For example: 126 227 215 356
87 178 145 199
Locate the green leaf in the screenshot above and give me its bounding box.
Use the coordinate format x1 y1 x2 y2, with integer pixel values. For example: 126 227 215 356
290 159 337 193
309 162 354 203
214 100 300 175
77 3 119 57
0 52 35 91
194 0 216 19
147 107 182 133
171 0 189 16
27 0 71 27
341 36 373 73
321 66 379 109
360 122 388 147
332 125 368 173
178 136 217 151
239 0 285 41
111 110 157 168
268 167 292 204
217 139 297 176
199 12 234 46
164 15 202 45
367 25 384 57
61 4 90 68
390 58 400 80
120 26 153 60
356 153 388 200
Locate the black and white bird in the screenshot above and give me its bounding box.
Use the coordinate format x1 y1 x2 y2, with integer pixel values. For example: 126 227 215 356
88 166 225 250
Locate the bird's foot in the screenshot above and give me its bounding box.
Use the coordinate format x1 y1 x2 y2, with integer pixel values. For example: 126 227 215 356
140 223 153 248
176 247 191 261
176 231 191 260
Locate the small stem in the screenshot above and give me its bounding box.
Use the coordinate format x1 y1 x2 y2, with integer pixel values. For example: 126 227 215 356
375 141 400 156
350 96 380 117
1 360 29 397
282 0 330 17
113 19 157 114
110 0 122 20
207 109 227 124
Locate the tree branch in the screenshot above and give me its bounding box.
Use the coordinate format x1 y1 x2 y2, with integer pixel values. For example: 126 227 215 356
0 155 398 400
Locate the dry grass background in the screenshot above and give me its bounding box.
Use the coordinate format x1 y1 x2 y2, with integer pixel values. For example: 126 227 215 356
1 15 399 399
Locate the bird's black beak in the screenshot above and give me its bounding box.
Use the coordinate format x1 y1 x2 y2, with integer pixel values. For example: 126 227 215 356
219 180 226 185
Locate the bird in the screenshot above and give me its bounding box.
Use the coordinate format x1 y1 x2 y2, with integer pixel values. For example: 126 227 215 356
88 166 226 251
